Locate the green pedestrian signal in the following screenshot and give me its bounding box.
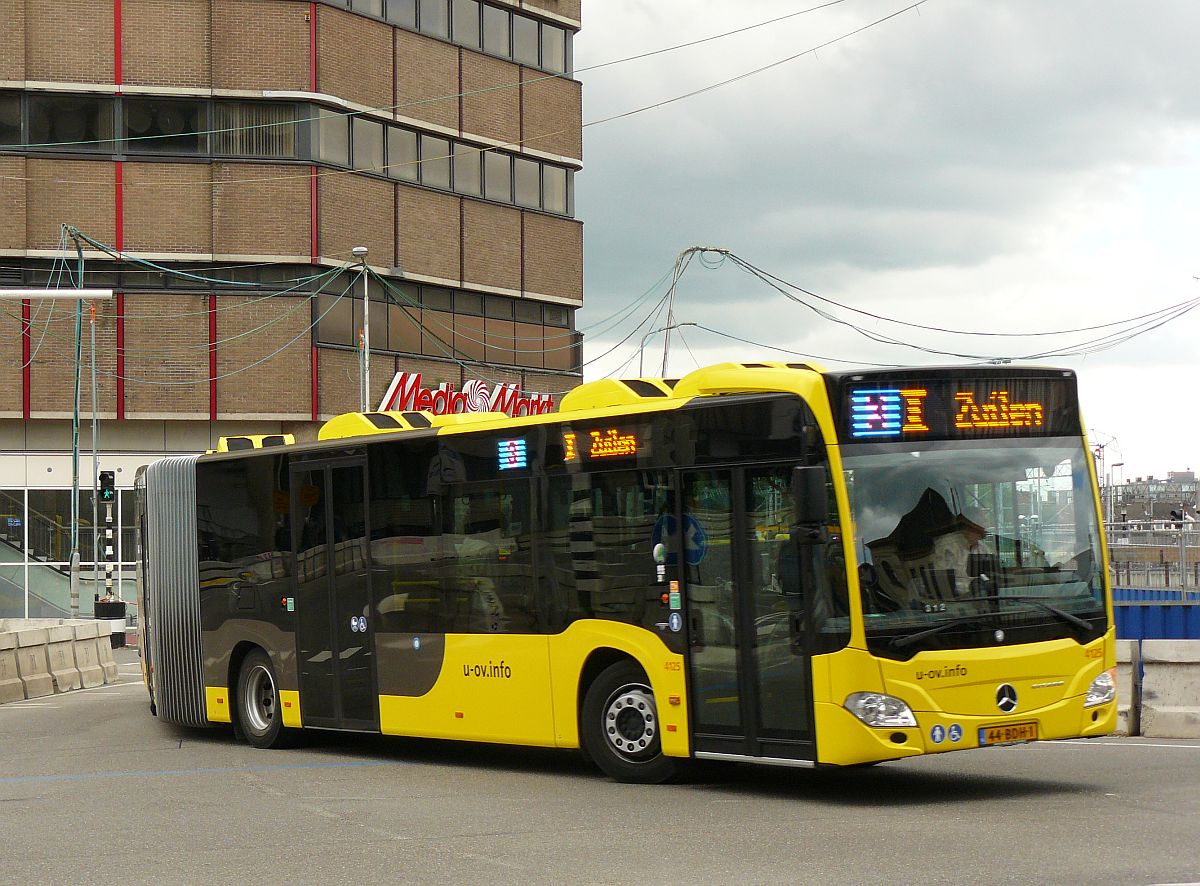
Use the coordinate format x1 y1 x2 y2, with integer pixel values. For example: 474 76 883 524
99 470 116 502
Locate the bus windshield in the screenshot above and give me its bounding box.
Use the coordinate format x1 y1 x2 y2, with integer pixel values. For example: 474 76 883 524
841 437 1107 658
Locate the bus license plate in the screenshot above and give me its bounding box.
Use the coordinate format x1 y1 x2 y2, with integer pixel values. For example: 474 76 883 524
979 722 1038 746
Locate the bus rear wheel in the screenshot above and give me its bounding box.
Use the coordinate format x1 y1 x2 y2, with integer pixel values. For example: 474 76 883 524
582 661 677 784
236 650 291 749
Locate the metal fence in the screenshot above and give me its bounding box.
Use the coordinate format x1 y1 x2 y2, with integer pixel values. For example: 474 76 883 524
1106 521 1200 590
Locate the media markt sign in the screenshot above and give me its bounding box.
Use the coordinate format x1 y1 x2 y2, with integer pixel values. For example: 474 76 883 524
377 371 556 417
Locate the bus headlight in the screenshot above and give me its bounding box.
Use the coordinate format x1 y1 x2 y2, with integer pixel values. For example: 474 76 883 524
1084 668 1117 707
845 692 918 728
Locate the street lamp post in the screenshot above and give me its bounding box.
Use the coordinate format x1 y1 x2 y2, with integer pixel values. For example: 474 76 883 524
352 246 369 412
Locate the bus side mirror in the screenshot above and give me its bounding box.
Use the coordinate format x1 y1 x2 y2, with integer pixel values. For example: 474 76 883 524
792 466 828 526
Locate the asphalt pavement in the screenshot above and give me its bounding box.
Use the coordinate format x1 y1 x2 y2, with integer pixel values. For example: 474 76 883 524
1 650 1198 886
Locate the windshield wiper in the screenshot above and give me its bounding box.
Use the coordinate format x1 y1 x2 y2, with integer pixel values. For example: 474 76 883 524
889 615 995 650
953 594 1095 633
887 595 1097 651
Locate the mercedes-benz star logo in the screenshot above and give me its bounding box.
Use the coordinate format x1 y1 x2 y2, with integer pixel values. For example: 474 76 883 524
996 683 1019 713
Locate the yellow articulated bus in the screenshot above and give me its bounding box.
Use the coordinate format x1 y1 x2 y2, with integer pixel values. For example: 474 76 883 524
135 362 1115 783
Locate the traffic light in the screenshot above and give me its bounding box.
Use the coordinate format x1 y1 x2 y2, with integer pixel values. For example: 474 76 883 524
99 470 115 502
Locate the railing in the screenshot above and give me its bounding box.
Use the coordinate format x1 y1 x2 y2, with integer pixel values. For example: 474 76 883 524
1106 521 1200 590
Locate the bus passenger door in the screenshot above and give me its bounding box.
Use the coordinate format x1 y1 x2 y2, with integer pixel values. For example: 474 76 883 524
291 459 378 732
683 466 815 763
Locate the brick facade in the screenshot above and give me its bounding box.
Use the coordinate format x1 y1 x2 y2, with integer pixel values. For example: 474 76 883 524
123 0 212 88
28 297 118 417
0 300 22 416
524 211 582 301
25 160 116 251
0 1 27 82
463 200 521 292
212 163 310 258
462 53 521 146
318 173 395 267
123 163 214 254
6 0 584 429
317 6 394 112
212 0 309 92
397 187 461 282
122 293 209 417
215 294 312 418
522 71 583 160
0 156 27 251
394 29 459 132
25 1 114 84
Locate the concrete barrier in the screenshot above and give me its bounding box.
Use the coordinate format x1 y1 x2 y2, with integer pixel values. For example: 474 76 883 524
95 624 118 683
45 624 82 692
0 632 24 704
1116 640 1140 736
14 629 54 699
72 622 106 689
0 618 124 705
1139 640 1200 739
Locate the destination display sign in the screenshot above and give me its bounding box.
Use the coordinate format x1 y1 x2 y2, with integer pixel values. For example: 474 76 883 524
841 376 1079 443
562 426 642 463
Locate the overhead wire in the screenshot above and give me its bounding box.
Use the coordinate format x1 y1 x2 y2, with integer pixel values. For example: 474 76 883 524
732 253 1200 339
725 252 1200 363
117 273 356 386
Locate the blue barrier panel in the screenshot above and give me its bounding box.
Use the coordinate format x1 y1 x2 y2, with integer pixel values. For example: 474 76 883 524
1114 602 1200 640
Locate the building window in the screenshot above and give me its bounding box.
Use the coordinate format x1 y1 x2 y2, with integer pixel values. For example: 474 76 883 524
317 292 355 346
451 0 481 48
0 93 21 148
482 4 510 57
455 291 482 316
453 143 482 196
386 0 416 27
513 156 540 209
333 0 573 75
484 151 511 202
542 24 567 75
7 91 574 217
484 295 512 319
512 15 540 67
514 300 541 323
316 278 577 370
419 0 449 38
212 101 299 158
313 110 350 167
352 116 385 172
28 94 114 152
124 98 206 154
420 135 451 189
542 165 567 215
387 127 419 181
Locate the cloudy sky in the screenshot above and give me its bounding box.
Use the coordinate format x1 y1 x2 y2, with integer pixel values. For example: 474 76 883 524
572 0 1200 483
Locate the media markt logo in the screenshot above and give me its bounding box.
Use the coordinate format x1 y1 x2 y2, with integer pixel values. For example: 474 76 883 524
377 371 556 417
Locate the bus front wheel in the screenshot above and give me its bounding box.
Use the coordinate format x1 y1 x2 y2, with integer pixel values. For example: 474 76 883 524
581 661 677 784
236 650 291 749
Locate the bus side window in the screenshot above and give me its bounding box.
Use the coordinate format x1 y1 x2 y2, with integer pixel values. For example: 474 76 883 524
539 471 671 631
368 442 442 633
441 480 537 634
